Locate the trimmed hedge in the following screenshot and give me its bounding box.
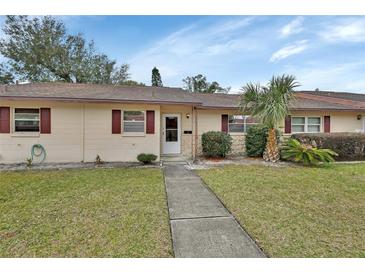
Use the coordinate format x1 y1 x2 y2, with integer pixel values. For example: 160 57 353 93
292 133 365 161
202 131 232 157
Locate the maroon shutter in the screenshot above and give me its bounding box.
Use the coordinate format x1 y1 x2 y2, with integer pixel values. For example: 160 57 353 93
221 114 228 133
0 107 10 133
112 110 121 134
146 110 155 134
284 115 291 134
40 108 51 134
324 116 331 133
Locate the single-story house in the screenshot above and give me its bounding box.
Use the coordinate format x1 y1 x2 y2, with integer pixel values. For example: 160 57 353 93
0 82 364 163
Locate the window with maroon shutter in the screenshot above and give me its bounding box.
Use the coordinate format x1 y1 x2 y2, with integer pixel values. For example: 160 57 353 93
146 110 155 134
284 115 291 133
221 114 228 133
14 108 40 132
112 109 121 134
324 116 331 133
40 108 51 134
0 107 10 133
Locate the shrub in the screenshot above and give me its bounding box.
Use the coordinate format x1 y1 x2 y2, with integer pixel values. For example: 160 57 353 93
292 133 365 161
245 125 269 157
281 138 338 166
245 125 280 157
201 131 232 157
137 153 157 164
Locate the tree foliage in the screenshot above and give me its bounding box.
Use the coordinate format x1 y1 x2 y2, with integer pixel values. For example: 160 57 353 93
182 74 230 93
151 67 163 87
122 80 146 86
0 63 14 84
240 74 299 162
0 16 130 84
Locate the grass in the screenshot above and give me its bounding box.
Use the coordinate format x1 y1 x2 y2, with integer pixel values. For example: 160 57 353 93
197 164 365 257
0 168 172 257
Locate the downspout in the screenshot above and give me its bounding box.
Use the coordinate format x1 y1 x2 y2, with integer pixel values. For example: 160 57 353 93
194 106 198 162
191 105 194 160
81 104 85 162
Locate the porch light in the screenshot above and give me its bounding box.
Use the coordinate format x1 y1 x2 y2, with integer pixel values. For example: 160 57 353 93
357 114 362 120
186 113 190 119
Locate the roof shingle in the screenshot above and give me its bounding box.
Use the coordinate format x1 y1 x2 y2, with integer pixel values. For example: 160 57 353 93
1 83 364 111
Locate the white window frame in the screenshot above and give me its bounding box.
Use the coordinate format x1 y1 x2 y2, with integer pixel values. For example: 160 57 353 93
122 110 146 136
13 108 40 134
228 115 258 133
291 116 321 133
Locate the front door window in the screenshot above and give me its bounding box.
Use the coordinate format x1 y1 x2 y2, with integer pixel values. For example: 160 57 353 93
162 114 181 154
165 117 178 142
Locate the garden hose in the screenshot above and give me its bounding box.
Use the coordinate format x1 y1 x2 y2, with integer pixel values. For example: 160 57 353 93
31 144 47 163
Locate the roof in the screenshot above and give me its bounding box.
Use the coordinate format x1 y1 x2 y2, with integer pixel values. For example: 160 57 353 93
299 90 365 102
0 82 201 106
191 93 241 108
1 82 365 111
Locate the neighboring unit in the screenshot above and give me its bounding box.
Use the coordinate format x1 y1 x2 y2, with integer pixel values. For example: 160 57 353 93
0 83 364 163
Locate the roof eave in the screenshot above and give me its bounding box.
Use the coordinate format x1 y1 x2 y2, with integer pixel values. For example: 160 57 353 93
0 95 203 106
196 105 239 110
289 107 365 112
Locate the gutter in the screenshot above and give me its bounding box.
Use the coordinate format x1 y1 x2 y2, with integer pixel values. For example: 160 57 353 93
0 95 203 106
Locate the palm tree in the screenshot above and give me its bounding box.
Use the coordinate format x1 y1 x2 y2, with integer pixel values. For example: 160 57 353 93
240 75 299 162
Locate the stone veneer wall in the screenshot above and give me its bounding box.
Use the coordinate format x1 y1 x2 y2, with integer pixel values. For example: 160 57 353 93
181 134 193 158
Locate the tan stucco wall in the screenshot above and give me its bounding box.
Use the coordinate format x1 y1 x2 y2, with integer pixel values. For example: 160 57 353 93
282 110 365 133
0 100 84 163
83 103 160 162
0 100 160 163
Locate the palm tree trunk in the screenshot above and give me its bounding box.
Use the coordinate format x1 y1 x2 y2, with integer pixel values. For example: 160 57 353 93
263 128 280 162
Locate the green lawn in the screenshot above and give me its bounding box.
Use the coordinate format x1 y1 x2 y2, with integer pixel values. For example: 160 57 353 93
0 168 172 257
198 164 365 257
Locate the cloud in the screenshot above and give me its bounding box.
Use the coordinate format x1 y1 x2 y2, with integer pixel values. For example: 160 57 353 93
281 61 365 93
320 18 365 42
127 17 258 86
269 40 308 62
280 17 304 37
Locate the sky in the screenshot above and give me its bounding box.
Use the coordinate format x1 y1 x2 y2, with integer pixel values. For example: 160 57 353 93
2 15 365 93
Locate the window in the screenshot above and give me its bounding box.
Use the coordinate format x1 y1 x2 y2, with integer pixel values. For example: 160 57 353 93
291 117 305 133
228 115 258 133
308 117 321 132
14 108 40 132
291 116 321 133
123 111 145 133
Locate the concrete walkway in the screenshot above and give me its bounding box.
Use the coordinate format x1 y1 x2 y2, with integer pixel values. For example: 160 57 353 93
163 163 265 258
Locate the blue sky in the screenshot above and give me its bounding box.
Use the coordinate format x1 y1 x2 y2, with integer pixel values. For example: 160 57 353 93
2 16 365 93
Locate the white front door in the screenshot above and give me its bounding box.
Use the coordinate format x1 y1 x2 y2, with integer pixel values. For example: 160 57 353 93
162 114 181 154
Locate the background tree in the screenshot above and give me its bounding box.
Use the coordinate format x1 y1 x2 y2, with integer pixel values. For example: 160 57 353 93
122 80 146 86
0 16 130 84
0 63 14 84
151 67 163 87
182 74 230 93
239 74 299 162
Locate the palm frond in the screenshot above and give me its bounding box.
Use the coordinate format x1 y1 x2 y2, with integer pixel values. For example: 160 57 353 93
281 138 338 166
239 74 299 129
